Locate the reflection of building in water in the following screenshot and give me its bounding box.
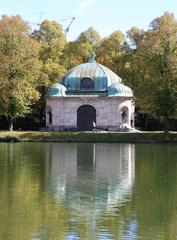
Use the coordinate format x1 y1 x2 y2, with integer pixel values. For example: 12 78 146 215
94 144 135 208
45 144 78 200
46 143 135 216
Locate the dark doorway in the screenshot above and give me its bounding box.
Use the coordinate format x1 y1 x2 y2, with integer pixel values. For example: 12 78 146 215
48 111 52 125
77 105 96 131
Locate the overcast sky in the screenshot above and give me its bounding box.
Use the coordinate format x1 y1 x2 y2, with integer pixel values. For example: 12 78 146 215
1 0 177 40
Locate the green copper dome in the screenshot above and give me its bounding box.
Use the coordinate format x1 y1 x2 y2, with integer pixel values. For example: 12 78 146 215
108 84 133 97
60 61 122 92
46 83 66 97
46 54 133 97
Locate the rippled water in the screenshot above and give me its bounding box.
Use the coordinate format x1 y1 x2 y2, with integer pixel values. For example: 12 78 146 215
0 142 177 239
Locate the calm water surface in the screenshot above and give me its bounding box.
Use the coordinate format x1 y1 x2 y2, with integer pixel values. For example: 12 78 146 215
0 142 177 240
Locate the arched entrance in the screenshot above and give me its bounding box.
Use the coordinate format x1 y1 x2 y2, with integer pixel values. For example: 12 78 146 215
120 106 129 125
77 105 96 130
46 106 52 126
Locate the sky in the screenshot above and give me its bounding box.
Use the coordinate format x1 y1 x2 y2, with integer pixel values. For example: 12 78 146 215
0 0 177 41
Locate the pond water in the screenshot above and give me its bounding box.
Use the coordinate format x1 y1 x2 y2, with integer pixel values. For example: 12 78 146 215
0 142 177 240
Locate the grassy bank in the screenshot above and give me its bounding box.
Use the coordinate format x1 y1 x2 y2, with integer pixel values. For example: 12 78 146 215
0 131 177 143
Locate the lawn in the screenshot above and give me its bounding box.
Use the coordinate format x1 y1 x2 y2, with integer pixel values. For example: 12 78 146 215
0 131 177 143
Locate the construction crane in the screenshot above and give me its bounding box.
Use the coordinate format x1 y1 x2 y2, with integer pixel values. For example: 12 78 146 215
21 12 75 37
64 17 75 34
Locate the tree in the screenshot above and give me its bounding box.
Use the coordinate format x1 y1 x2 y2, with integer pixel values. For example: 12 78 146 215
95 30 127 72
62 27 101 69
126 27 145 48
62 41 93 69
130 12 177 131
78 27 101 46
32 20 67 122
32 19 67 85
96 31 126 56
0 15 41 130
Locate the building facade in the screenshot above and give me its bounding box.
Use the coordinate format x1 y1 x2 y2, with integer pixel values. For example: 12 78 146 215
46 54 135 131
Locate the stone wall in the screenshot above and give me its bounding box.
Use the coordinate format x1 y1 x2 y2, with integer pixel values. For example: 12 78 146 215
46 96 134 130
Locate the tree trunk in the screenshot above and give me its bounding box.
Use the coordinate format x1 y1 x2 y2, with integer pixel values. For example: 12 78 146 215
164 119 169 133
9 118 13 131
138 112 148 130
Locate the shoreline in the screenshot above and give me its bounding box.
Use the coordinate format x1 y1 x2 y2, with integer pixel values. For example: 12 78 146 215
0 131 177 143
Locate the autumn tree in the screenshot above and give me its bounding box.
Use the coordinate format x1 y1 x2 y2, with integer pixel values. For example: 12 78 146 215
126 27 145 49
62 27 101 69
62 41 92 69
0 15 41 130
129 12 177 131
33 20 67 86
95 30 127 76
78 27 101 46
32 20 67 122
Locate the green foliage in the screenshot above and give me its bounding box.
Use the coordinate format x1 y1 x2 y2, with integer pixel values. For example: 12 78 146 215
62 27 101 70
78 27 101 45
126 27 145 48
33 19 67 85
62 41 92 69
0 15 41 129
125 12 177 130
0 12 177 131
95 30 127 76
32 20 67 123
96 30 126 59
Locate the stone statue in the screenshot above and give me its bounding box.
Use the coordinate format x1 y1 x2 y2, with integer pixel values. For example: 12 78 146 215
121 110 127 123
87 51 96 63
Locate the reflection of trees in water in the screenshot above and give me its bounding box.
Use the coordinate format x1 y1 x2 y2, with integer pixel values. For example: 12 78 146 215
45 143 177 239
0 143 135 239
1 143 177 239
131 144 177 240
0 143 69 240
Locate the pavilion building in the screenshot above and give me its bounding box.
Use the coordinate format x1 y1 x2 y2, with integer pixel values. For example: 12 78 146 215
46 53 135 131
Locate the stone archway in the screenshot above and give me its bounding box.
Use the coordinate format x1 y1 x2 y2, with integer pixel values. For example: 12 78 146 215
46 106 52 126
120 106 129 125
77 105 96 131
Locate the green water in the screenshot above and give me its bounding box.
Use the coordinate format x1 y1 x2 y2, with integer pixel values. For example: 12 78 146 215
0 143 177 240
